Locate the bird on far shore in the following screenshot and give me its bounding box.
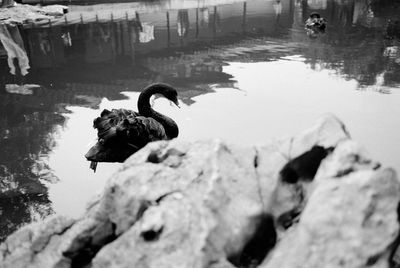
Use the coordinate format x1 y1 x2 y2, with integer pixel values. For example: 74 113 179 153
305 12 327 38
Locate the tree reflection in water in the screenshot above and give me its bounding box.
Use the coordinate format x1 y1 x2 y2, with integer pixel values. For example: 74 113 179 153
0 0 399 241
0 91 65 241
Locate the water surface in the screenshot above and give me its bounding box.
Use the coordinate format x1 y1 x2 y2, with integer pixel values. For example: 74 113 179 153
0 0 400 240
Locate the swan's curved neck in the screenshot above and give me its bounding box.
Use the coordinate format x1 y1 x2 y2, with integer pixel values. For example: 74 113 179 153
137 85 162 115
137 85 179 139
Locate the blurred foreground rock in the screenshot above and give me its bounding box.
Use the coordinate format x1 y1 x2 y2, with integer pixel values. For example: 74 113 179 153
1 114 399 268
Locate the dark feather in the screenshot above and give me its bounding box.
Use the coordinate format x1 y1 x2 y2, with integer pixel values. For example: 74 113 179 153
115 116 168 147
85 83 180 167
93 108 140 141
87 109 168 162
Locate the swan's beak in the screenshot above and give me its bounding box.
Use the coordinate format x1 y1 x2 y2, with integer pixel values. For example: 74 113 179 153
173 99 180 108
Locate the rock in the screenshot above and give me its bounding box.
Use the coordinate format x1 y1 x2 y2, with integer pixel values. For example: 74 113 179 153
0 4 67 25
314 139 381 180
261 168 399 268
92 140 266 267
0 215 75 267
0 114 399 268
40 5 68 16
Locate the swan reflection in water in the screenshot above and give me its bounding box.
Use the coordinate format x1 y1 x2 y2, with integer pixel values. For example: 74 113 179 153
85 83 180 171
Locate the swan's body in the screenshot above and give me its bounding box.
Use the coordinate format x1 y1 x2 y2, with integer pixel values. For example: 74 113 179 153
85 83 179 170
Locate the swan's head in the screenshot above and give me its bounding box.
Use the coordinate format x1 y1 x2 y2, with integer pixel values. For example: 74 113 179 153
161 84 180 108
140 83 180 109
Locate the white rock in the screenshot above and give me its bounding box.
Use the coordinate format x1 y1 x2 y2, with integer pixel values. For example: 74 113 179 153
1 115 398 268
262 168 399 268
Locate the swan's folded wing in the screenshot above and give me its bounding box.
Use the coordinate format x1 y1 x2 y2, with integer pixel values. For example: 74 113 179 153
93 108 140 140
86 116 167 163
116 116 167 148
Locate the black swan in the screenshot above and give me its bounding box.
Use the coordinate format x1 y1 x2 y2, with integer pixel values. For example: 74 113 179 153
85 83 180 171
305 12 327 37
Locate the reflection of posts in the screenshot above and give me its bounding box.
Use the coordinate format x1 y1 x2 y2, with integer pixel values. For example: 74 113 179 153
166 12 171 46
177 10 190 37
38 32 51 55
131 12 153 43
200 8 209 26
211 6 220 37
242 2 247 32
88 23 111 54
61 31 72 47
352 0 369 25
301 0 308 22
196 8 199 38
99 24 111 43
0 24 29 83
273 0 282 17
130 13 141 44
135 12 143 32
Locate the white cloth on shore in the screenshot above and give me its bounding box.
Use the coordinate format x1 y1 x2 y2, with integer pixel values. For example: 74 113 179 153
0 24 30 76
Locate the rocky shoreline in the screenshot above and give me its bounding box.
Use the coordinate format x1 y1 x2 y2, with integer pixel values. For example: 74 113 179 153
0 3 67 25
0 114 399 268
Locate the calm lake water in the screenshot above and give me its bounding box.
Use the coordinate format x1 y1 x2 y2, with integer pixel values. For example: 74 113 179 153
0 0 400 241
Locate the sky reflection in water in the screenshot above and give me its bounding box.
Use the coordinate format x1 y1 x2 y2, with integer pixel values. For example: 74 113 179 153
49 56 400 219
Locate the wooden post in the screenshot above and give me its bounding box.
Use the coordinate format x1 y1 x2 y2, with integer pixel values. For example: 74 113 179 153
166 11 170 47
242 2 247 33
213 6 217 38
196 8 199 38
